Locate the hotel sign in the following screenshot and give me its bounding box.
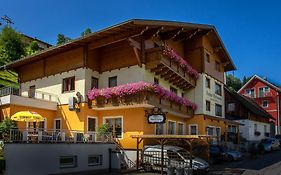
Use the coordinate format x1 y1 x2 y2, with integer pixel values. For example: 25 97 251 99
146 107 166 124
148 114 166 124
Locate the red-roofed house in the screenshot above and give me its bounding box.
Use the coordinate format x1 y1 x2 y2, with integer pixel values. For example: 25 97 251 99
238 75 281 134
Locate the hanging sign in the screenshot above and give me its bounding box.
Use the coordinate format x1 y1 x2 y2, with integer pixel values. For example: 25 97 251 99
147 107 166 124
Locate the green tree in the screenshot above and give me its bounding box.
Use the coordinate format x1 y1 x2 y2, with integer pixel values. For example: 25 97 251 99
226 74 242 92
242 76 251 86
81 28 92 36
25 41 41 55
56 34 71 45
0 118 17 140
0 26 26 65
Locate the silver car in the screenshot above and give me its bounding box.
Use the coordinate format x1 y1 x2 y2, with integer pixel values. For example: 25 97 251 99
261 138 280 152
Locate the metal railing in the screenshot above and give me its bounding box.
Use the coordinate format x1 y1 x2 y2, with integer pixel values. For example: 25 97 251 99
0 87 59 103
0 87 19 97
9 128 113 144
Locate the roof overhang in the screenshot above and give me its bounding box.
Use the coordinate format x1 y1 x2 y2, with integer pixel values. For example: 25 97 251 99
1 19 236 71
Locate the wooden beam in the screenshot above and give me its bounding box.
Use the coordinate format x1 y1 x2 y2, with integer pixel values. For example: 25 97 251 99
160 28 184 40
142 27 164 39
173 29 199 41
133 47 142 67
127 37 141 50
88 28 145 50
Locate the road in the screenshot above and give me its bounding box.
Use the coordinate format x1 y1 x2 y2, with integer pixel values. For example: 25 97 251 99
209 150 281 175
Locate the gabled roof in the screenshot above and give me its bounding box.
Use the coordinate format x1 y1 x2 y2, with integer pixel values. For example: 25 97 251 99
0 19 236 71
238 74 281 93
226 88 274 120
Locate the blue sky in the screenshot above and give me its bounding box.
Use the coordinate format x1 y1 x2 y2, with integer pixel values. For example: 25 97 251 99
1 0 281 84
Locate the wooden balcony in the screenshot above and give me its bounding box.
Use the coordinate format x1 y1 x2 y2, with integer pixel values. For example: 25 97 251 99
145 47 196 90
89 92 193 117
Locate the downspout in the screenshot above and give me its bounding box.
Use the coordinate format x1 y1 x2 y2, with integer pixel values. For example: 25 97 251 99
277 92 280 135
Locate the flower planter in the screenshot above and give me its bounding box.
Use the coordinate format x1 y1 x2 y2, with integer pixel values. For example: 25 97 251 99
111 96 120 106
96 97 106 107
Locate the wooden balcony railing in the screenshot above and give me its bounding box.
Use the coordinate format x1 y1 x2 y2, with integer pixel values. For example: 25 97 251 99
145 47 196 90
90 92 193 117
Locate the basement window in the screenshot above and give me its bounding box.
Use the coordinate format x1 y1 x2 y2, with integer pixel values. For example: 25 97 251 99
88 155 102 166
59 156 77 168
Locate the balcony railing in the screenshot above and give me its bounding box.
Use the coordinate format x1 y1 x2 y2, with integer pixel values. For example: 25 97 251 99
0 87 58 103
8 128 113 144
90 92 193 116
145 47 196 90
257 92 272 98
0 87 19 97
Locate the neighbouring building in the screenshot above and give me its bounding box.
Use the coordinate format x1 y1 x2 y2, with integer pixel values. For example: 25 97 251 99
225 88 274 143
238 75 281 134
21 33 52 50
0 19 237 151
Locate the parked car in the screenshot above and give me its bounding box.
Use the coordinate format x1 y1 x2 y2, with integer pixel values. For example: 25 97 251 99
260 138 280 152
225 149 242 161
209 145 227 164
275 135 281 146
142 145 209 173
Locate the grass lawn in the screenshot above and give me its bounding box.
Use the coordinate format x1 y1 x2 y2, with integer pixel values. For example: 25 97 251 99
0 70 19 88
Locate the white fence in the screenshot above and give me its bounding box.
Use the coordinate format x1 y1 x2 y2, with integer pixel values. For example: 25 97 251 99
9 128 112 143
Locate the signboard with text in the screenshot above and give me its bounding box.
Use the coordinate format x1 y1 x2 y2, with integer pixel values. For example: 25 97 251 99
147 114 166 124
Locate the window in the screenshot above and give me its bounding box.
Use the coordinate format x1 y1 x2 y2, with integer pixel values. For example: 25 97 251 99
108 76 117 87
227 103 235 112
88 155 102 166
54 119 61 131
87 117 97 132
178 123 185 135
168 121 176 135
105 117 122 138
62 77 75 93
259 87 270 97
206 100 211 112
28 85 35 98
245 89 255 98
215 83 222 96
228 125 237 133
264 125 267 133
154 78 159 85
91 77 98 89
170 86 177 95
206 53 210 63
215 104 222 117
215 61 220 72
181 93 184 97
254 124 257 131
207 127 214 136
205 78 210 88
262 100 268 108
156 123 165 135
60 156 77 168
189 125 198 135
38 118 47 131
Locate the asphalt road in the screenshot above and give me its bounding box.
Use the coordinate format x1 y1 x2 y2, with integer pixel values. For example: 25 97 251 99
211 150 281 171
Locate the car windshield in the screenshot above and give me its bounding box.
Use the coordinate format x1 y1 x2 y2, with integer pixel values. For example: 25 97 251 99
177 149 194 159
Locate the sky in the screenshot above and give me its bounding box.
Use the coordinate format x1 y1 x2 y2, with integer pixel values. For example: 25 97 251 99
1 0 281 85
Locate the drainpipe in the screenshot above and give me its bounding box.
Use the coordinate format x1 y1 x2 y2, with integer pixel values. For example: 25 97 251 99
277 91 280 134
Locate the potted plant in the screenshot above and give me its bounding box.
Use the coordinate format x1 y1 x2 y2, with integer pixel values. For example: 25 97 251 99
0 118 17 142
97 124 110 142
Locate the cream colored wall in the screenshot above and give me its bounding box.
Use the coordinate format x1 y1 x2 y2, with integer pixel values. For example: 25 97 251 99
185 73 225 118
21 68 86 105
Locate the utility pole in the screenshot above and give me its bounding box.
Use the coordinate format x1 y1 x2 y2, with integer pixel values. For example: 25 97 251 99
1 15 14 26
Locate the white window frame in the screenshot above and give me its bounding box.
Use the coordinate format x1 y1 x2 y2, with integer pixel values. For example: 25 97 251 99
103 116 123 139
262 100 269 108
155 123 166 135
207 125 216 136
178 122 185 135
54 118 62 131
88 155 102 166
245 88 255 98
189 124 198 135
167 120 176 135
87 116 98 132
